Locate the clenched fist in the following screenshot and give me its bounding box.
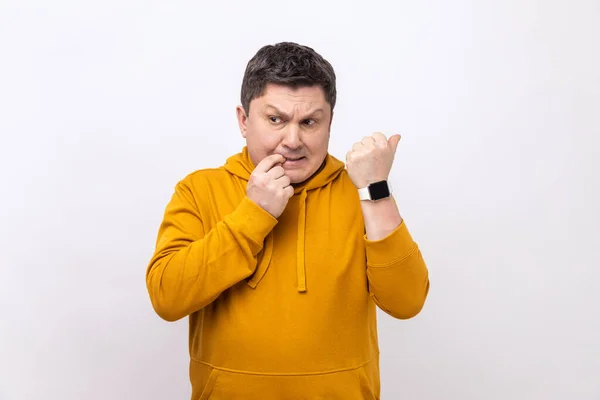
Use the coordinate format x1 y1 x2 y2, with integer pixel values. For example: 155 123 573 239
346 132 401 189
247 154 294 218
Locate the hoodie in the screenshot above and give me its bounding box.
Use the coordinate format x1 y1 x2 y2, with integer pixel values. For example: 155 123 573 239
146 147 430 399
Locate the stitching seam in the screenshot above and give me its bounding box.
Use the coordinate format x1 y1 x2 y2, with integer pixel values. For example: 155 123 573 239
367 245 419 268
190 357 377 377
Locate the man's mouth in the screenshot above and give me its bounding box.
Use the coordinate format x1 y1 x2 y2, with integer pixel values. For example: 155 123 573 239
281 156 306 167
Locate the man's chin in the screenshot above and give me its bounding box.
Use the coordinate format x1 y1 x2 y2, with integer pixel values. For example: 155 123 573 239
287 170 310 185
287 159 326 185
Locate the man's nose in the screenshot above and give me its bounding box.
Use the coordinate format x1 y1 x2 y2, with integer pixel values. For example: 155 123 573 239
281 124 302 149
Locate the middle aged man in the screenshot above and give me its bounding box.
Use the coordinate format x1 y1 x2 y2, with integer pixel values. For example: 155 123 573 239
146 41 430 399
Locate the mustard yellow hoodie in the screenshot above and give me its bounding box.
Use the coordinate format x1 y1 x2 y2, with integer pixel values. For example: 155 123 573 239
146 147 430 399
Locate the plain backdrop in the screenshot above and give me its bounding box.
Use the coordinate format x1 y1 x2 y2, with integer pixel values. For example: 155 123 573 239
1 1 599 399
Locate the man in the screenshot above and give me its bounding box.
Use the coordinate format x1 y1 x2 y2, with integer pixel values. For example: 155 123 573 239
146 42 430 399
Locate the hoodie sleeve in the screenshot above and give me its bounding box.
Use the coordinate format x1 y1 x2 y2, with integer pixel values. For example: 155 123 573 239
146 179 278 322
364 221 430 319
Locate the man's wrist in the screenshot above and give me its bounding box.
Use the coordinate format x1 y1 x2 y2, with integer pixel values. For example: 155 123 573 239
358 180 392 201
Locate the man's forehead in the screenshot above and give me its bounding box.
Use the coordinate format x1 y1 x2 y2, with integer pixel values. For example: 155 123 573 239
262 84 325 100
258 87 327 112
263 102 325 114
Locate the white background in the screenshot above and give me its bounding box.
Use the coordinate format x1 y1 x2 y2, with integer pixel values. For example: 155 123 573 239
1 1 599 399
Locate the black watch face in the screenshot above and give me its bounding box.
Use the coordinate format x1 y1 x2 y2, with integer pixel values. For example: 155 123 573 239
368 180 390 200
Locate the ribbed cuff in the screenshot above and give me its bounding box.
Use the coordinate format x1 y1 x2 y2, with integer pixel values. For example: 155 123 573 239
364 221 417 267
226 196 278 248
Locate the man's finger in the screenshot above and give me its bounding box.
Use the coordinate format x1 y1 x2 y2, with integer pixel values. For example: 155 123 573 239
284 185 295 198
361 136 376 147
388 134 401 153
275 174 291 188
352 142 363 152
372 132 387 146
267 165 286 179
255 154 286 173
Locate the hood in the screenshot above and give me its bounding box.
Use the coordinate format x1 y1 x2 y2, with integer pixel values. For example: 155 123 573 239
223 146 346 292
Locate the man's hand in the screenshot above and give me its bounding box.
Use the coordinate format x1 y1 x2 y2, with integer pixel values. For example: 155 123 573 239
346 132 401 189
247 154 294 218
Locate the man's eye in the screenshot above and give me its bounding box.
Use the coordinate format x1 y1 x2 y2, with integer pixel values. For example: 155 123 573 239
269 116 282 123
303 119 316 126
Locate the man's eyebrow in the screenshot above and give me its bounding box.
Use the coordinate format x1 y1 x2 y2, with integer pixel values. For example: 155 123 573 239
264 105 325 119
305 108 325 117
263 105 289 118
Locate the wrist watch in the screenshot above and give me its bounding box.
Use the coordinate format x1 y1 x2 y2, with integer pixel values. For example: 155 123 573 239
358 180 392 201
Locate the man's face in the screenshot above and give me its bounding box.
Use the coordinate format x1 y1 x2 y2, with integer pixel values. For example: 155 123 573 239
236 83 333 184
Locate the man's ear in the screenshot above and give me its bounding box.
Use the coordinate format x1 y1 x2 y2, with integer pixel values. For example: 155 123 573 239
236 105 248 138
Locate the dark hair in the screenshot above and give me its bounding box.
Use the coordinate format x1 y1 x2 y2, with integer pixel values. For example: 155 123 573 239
240 42 337 115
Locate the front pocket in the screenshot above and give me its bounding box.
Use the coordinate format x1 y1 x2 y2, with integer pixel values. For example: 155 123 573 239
191 362 379 399
198 368 219 400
